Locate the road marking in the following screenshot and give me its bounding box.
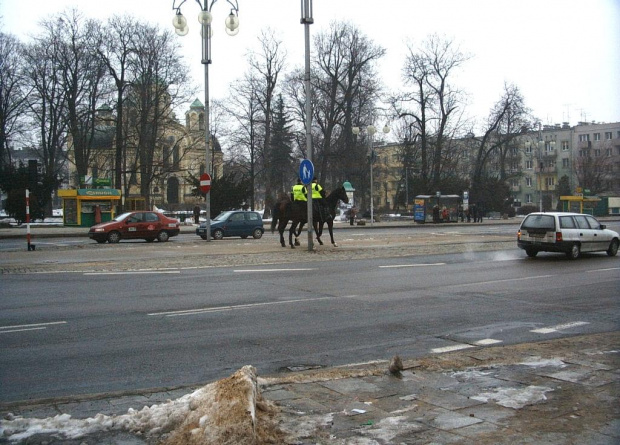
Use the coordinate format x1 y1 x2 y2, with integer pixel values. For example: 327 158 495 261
84 271 181 275
379 263 446 269
586 267 620 273
475 338 503 346
531 321 590 334
0 321 67 334
148 296 335 317
456 274 554 286
233 268 314 273
431 344 475 354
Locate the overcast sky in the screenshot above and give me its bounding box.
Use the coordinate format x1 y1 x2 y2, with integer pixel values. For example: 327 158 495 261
1 0 619 130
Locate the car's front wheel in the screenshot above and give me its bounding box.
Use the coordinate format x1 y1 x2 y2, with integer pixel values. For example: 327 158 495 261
566 243 581 260
107 231 121 243
525 248 538 258
252 228 263 239
213 228 224 240
157 231 170 242
607 239 619 257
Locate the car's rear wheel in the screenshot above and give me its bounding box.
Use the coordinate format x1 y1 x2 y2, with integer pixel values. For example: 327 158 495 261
107 231 121 243
525 248 538 258
213 228 224 240
607 239 619 257
157 231 169 242
252 228 263 239
566 243 581 260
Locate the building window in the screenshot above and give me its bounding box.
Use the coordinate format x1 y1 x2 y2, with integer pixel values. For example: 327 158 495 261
579 134 590 142
526 177 532 187
605 132 612 140
545 177 555 187
526 194 532 203
526 160 533 169
606 148 612 156
562 158 569 168
545 142 554 152
561 141 569 151
594 133 601 141
594 149 601 157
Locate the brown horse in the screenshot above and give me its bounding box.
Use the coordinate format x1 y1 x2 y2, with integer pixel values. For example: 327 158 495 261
271 195 306 248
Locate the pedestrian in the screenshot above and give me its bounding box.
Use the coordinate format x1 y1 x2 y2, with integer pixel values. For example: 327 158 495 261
441 207 449 222
432 204 440 223
349 206 357 226
472 204 478 223
193 205 200 224
466 206 471 223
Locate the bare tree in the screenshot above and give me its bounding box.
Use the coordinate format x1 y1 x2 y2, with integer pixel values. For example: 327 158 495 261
0 32 29 169
391 35 469 192
248 29 286 211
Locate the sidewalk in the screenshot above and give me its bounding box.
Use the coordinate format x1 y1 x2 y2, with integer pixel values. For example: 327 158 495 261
1 332 618 444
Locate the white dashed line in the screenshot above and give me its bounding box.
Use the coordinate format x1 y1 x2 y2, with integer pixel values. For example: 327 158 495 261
0 321 67 334
475 338 503 346
531 321 590 334
379 263 446 269
431 344 475 354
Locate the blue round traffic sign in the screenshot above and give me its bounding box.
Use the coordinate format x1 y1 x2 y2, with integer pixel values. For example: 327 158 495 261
299 159 314 185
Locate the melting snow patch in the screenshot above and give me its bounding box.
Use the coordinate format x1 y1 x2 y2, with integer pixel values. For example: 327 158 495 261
519 357 566 368
358 416 423 443
471 385 553 409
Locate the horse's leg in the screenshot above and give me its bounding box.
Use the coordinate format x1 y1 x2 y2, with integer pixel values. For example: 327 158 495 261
314 221 323 245
278 220 287 247
328 221 338 247
294 221 304 246
289 221 297 248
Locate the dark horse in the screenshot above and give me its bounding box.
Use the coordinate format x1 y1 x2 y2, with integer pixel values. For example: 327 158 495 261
271 186 349 249
314 185 349 247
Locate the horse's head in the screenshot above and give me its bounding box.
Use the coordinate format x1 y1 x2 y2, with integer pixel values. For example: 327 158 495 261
338 185 349 204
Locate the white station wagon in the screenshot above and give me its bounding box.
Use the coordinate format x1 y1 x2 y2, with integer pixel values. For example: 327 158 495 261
517 212 619 259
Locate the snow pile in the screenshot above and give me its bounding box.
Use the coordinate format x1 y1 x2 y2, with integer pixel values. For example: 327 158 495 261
1 365 283 444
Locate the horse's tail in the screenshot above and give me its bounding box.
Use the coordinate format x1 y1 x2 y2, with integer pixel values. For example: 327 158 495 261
271 204 279 233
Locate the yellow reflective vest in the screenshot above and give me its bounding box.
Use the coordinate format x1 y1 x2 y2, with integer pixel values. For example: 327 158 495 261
312 182 323 199
292 184 307 201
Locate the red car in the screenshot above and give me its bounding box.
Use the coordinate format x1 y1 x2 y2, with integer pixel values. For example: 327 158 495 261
89 211 180 244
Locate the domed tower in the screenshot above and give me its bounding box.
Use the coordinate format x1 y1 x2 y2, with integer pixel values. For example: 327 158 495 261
184 99 223 180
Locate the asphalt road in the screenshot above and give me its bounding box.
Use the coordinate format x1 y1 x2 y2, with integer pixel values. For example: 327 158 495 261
1 243 618 403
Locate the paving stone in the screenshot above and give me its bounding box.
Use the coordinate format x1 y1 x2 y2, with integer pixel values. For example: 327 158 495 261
413 386 485 410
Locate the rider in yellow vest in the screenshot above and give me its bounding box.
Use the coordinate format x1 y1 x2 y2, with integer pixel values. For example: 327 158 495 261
291 179 307 213
311 177 328 221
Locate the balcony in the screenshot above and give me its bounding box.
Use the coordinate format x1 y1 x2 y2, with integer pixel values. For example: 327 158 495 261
511 185 521 192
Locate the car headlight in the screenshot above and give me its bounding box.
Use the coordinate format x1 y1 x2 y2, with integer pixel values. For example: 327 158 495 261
95 228 105 232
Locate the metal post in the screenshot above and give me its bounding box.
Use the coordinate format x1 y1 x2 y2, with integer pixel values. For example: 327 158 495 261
369 135 374 227
202 18 212 241
301 0 314 251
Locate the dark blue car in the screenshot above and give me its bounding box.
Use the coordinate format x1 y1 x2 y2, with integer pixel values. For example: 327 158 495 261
196 210 264 240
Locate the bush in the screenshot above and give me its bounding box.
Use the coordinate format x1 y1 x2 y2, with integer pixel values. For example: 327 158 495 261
518 205 538 216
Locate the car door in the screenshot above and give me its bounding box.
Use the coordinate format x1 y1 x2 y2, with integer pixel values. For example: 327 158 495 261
573 215 596 252
226 212 246 236
143 212 162 239
584 215 609 251
123 213 144 239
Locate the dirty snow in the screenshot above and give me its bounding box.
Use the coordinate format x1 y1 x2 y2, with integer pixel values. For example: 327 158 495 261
519 357 567 368
0 366 273 444
471 385 554 409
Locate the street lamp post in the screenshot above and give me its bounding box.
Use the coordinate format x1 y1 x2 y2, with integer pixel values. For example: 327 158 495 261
172 0 240 242
301 0 314 251
352 124 390 226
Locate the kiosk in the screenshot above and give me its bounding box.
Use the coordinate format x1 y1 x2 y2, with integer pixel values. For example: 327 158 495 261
57 189 121 227
414 194 461 223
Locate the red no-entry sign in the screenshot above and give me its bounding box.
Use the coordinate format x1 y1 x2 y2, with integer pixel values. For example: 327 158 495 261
199 173 211 194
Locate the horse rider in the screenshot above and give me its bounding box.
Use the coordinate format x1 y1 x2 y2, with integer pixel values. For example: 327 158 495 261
311 177 329 221
291 178 308 213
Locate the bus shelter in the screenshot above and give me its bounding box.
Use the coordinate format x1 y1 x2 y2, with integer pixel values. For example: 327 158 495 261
559 195 601 215
57 189 121 227
414 194 461 223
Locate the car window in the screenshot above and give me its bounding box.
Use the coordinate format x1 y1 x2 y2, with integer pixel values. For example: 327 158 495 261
574 215 590 229
213 212 232 221
559 216 576 228
246 213 259 221
585 216 601 230
128 213 143 223
144 212 159 222
522 214 555 230
230 213 244 222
